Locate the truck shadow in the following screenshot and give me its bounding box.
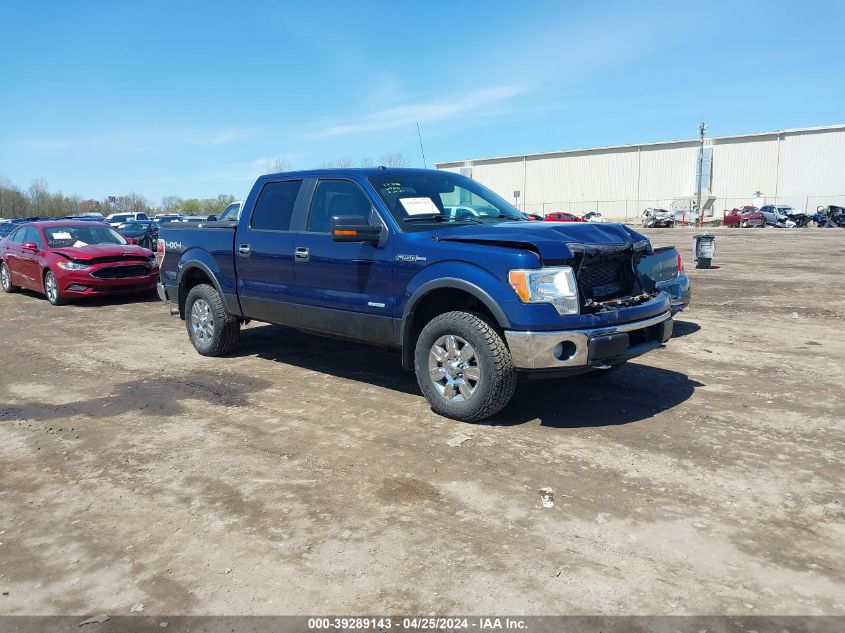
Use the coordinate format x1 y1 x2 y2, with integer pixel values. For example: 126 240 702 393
671 319 701 338
489 364 703 428
235 324 701 428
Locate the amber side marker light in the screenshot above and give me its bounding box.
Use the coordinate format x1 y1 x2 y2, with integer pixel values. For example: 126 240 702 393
508 270 531 301
334 229 358 236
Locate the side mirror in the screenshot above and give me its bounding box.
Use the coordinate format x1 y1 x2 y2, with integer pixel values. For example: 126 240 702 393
331 215 381 243
21 241 39 252
126 237 138 245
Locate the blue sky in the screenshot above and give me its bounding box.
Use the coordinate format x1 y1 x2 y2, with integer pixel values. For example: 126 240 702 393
1 0 843 203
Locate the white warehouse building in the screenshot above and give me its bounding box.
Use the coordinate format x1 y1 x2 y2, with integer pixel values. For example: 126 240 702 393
436 124 845 221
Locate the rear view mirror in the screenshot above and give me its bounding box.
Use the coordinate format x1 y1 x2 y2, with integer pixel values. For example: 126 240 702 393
21 241 38 251
331 216 381 243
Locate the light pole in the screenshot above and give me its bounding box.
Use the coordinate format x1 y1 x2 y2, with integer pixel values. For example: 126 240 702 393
696 121 708 228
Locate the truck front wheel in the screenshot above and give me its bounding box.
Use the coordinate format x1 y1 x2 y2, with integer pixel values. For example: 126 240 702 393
414 311 517 422
185 283 241 356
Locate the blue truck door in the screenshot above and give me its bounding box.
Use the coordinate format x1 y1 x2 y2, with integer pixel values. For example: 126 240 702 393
289 178 395 345
235 179 305 324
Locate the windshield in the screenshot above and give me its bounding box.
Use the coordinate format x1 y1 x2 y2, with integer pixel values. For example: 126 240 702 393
44 225 128 248
368 172 524 231
119 222 151 230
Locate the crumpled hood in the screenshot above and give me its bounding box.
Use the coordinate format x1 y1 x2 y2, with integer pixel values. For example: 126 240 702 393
433 221 648 261
51 244 153 261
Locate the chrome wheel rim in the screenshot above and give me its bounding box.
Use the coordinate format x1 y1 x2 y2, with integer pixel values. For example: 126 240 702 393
45 274 58 302
1 265 9 290
428 334 480 402
190 299 214 342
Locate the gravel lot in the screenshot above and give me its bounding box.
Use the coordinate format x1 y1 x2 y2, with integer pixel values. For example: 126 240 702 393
1 227 843 615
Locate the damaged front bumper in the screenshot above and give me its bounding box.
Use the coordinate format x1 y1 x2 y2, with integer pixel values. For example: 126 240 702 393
504 311 673 370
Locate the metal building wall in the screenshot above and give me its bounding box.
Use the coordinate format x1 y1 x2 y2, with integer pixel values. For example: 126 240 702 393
710 134 780 210
437 125 845 218
778 127 845 210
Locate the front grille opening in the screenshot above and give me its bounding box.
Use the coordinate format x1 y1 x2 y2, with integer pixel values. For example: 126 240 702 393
91 265 150 279
576 251 636 304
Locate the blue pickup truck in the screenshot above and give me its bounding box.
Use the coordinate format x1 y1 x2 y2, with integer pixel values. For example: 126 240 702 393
156 168 690 421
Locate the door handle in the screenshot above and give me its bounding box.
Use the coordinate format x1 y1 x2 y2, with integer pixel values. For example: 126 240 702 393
238 244 251 256
295 246 309 262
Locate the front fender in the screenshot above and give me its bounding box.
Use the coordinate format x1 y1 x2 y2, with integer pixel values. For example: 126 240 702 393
398 262 513 369
400 262 512 328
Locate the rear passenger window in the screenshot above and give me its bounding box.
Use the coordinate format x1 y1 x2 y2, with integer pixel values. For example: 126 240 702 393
250 180 302 231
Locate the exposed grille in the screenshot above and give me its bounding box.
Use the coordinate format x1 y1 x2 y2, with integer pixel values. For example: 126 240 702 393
86 256 148 265
577 253 634 302
91 265 150 279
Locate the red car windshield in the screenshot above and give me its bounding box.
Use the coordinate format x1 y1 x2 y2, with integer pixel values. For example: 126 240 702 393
44 225 128 248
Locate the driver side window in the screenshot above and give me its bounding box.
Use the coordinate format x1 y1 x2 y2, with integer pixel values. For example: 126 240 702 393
306 180 375 234
26 227 45 249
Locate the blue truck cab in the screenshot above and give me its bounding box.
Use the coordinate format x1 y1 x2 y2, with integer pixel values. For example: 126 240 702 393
156 168 690 421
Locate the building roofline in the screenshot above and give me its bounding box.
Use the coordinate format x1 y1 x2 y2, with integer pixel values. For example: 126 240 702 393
435 123 845 167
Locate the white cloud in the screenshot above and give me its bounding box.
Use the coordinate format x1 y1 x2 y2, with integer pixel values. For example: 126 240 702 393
22 140 71 152
308 85 524 139
183 127 256 146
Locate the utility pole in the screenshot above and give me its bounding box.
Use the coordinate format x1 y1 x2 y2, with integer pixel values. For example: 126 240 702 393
696 121 707 228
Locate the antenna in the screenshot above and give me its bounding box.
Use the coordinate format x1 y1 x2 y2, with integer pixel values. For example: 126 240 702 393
416 122 427 169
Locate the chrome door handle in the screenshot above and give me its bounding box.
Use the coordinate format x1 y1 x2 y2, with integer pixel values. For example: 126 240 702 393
295 246 309 262
238 244 251 256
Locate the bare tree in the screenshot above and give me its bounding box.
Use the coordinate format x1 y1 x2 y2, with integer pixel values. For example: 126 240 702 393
381 152 410 167
266 157 293 173
0 177 29 217
123 192 151 213
159 195 182 213
28 178 51 213
359 158 374 168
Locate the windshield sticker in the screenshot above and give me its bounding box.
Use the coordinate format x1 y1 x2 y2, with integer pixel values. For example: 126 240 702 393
400 197 440 216
73 240 88 248
52 231 72 240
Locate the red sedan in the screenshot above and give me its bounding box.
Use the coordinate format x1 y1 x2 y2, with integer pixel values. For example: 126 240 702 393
0 221 159 305
544 212 586 222
723 208 765 228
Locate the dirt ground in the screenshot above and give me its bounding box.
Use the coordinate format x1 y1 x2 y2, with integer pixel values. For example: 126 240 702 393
0 227 843 616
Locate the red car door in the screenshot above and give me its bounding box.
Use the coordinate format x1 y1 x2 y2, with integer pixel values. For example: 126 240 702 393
18 226 47 290
3 226 27 287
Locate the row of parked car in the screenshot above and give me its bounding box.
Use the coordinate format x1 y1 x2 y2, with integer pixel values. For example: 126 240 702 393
723 204 845 228
0 201 249 305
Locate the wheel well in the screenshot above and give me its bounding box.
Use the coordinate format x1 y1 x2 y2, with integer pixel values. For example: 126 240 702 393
178 267 214 317
402 287 499 369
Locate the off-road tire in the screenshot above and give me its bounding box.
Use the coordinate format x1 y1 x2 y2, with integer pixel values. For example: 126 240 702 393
1 262 18 293
185 283 240 356
44 270 64 305
414 311 517 422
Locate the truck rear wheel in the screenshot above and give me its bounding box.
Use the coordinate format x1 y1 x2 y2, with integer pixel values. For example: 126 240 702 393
185 283 240 356
414 311 516 422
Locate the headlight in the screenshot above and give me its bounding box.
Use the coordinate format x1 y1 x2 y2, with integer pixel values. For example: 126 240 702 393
508 266 579 315
57 261 91 271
